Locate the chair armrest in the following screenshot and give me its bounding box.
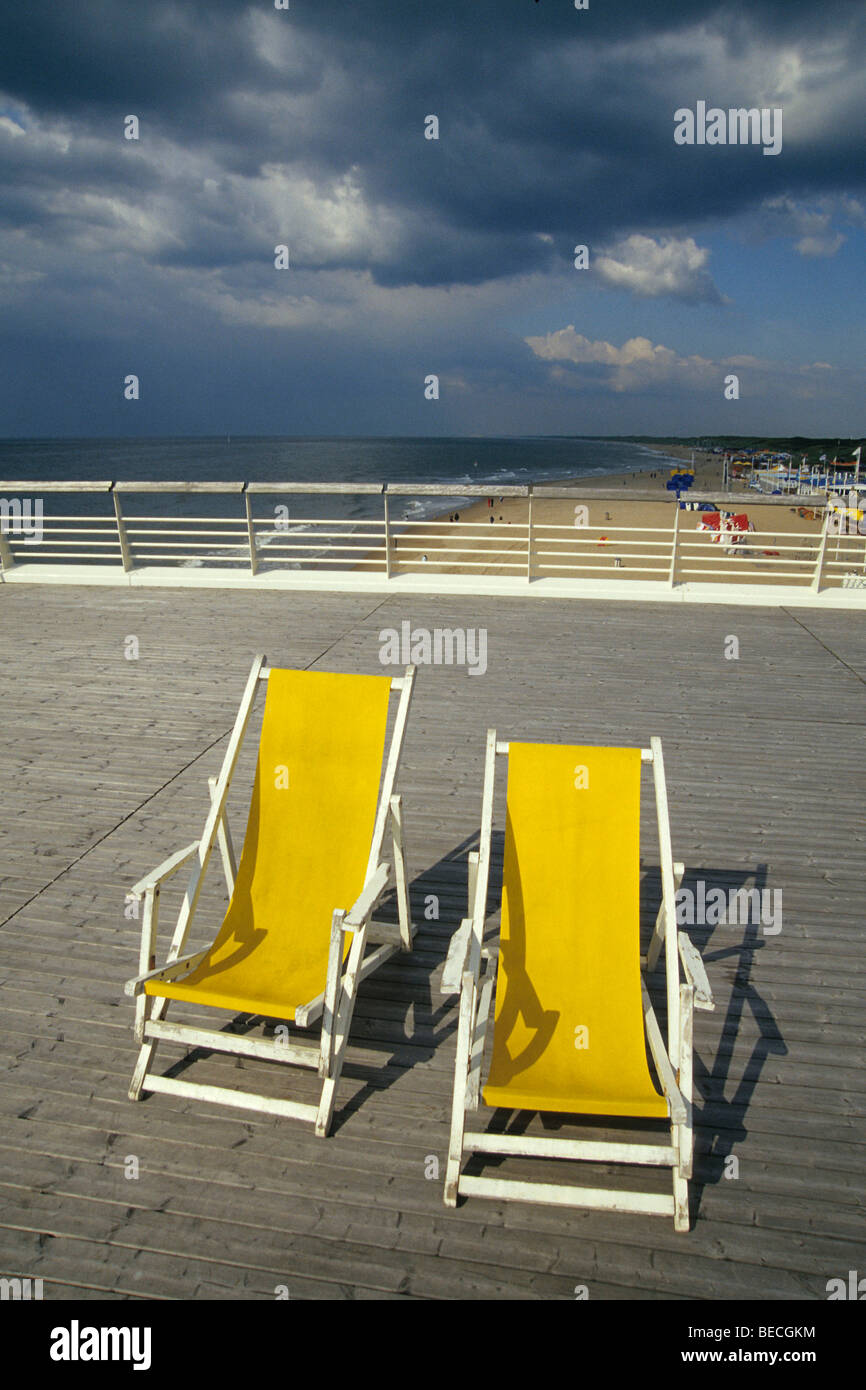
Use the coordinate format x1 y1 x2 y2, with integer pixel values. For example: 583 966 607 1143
641 982 687 1124
678 934 715 1011
344 862 390 929
293 866 393 1031
128 841 200 899
441 918 473 995
125 948 207 997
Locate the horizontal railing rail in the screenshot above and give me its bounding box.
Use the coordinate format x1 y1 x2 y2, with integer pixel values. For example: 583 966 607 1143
1 480 863 594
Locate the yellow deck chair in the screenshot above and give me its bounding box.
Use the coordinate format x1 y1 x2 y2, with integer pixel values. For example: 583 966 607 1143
442 730 714 1231
125 656 416 1136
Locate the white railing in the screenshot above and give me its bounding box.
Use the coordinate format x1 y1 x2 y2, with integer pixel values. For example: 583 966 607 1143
0 480 863 594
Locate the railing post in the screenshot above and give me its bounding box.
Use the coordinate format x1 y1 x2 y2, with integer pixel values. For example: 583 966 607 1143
244 489 258 576
811 508 830 592
0 522 14 572
112 486 133 572
526 491 533 582
383 491 392 578
668 501 680 587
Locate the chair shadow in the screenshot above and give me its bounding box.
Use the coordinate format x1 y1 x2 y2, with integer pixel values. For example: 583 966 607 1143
157 838 786 1209
325 829 503 1134
663 860 787 1226
486 815 559 1087
461 858 786 1221
157 830 498 1132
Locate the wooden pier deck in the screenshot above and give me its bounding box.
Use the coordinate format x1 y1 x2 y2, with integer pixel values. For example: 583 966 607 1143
0 583 864 1300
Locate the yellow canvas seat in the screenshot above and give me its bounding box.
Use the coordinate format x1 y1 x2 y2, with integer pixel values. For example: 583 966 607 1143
148 669 391 1018
126 657 416 1136
442 730 714 1231
483 744 667 1121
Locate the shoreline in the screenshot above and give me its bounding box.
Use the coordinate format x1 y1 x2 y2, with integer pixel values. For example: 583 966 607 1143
382 446 824 583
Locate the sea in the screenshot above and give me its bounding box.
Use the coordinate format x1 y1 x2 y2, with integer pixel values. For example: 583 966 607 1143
0 433 683 564
0 435 677 526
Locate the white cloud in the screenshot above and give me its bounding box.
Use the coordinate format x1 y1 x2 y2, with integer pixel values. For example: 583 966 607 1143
183 282 339 331
525 326 716 391
594 235 725 302
759 196 847 257
524 326 846 397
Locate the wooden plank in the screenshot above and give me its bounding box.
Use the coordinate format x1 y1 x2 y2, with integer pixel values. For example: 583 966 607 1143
0 583 864 1299
458 1175 676 1217
464 1132 678 1165
441 918 472 995
145 1019 320 1070
142 1075 320 1123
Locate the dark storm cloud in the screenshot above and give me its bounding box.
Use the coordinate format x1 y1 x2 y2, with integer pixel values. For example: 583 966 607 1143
0 2 863 437
1 1 864 289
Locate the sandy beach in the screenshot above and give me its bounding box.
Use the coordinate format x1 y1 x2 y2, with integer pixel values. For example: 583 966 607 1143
383 446 826 585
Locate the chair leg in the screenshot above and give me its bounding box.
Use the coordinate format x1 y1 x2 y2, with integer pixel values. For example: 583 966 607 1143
444 973 476 1206
315 1078 338 1137
678 984 695 1175
466 965 494 1111
128 994 173 1099
315 1002 351 1137
129 1006 159 1099
314 927 366 1136
129 1042 152 1101
673 1164 690 1232
319 911 346 1079
673 981 694 1230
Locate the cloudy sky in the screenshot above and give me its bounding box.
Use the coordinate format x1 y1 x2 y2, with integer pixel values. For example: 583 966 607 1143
0 0 863 438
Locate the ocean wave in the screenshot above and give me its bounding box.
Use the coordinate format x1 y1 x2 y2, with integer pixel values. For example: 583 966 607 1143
256 524 314 549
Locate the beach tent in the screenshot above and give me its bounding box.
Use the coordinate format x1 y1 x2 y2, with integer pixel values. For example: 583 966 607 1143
697 512 750 545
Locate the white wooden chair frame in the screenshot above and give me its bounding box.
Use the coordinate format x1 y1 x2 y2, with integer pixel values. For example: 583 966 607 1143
442 730 714 1231
125 656 416 1137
